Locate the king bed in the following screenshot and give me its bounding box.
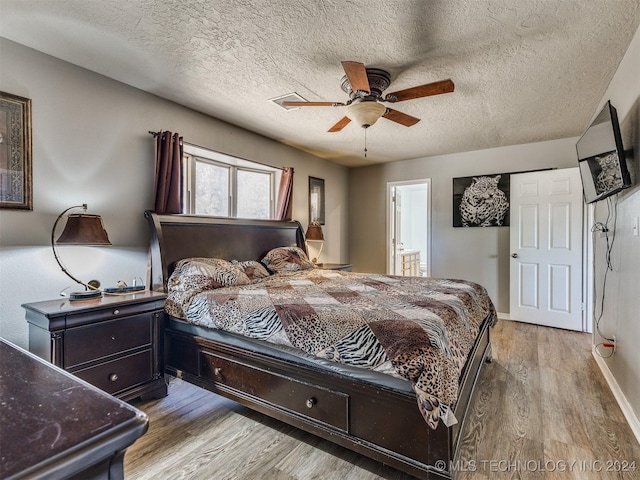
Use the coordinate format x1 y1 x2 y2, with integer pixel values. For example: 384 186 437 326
145 211 496 480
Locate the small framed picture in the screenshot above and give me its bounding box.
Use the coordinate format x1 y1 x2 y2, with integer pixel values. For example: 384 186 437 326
1 91 32 210
309 176 325 225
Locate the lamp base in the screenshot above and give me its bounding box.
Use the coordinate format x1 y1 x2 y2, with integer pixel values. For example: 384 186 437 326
69 290 102 301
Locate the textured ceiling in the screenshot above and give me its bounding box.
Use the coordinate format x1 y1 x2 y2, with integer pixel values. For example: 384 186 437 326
1 0 639 167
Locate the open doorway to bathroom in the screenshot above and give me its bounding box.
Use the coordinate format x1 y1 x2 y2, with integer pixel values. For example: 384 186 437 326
386 179 431 277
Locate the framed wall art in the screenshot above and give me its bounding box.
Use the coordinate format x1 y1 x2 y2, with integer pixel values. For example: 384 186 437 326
453 173 510 227
308 176 325 225
0 91 32 210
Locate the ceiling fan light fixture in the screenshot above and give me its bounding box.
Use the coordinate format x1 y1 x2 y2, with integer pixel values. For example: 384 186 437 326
346 101 386 128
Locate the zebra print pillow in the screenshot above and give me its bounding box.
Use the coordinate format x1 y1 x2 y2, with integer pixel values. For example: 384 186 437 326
261 246 315 273
175 258 251 283
232 260 272 282
165 257 251 319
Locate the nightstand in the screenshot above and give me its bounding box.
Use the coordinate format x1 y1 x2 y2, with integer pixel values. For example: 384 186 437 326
23 291 168 401
316 263 353 271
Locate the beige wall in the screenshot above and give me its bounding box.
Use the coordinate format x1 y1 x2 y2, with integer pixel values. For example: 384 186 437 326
348 138 579 313
0 39 349 348
592 25 640 432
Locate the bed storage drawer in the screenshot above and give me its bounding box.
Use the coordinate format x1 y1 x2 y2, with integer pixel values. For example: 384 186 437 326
200 351 349 432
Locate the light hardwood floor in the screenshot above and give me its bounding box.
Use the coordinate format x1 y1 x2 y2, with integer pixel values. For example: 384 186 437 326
125 320 640 479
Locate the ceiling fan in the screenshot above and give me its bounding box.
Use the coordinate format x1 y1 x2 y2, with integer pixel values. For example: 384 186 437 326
283 61 455 132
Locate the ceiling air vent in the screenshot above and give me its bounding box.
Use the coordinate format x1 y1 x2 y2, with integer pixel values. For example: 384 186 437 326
270 93 307 110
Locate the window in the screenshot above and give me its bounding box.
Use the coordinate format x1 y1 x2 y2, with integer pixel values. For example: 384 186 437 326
184 144 280 219
237 169 271 218
194 160 229 216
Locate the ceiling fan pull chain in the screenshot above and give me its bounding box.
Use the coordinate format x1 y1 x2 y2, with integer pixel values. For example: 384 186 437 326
364 128 368 158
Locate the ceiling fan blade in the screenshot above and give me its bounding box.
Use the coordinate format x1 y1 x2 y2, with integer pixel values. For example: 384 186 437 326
328 116 352 132
282 101 345 107
386 79 454 102
382 108 421 127
341 61 370 93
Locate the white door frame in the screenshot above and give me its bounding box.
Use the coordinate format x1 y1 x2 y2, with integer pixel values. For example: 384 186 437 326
386 179 432 277
584 203 595 333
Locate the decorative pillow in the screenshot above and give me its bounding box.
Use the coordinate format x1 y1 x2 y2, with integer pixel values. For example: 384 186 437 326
174 257 251 284
261 246 315 273
165 257 250 318
232 260 272 282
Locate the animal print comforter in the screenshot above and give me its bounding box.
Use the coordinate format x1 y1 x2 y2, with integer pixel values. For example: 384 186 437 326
167 268 496 429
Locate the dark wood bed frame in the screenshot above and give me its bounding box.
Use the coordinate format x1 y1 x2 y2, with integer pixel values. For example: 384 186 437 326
146 211 492 480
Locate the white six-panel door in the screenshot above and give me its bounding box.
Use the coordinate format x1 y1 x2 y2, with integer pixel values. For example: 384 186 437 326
509 168 584 331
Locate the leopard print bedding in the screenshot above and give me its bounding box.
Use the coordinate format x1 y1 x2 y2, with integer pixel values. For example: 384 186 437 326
168 269 496 429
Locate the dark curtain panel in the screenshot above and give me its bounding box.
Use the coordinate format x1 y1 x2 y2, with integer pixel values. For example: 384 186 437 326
275 167 294 221
154 131 183 214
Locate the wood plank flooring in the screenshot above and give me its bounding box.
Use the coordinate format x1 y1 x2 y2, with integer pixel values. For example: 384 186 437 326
125 320 640 479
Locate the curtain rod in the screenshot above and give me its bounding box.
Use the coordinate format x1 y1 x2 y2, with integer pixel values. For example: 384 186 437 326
148 130 284 171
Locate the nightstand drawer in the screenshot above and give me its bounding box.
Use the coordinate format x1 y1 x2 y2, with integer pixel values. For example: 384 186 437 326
74 349 153 395
65 301 160 328
64 314 152 368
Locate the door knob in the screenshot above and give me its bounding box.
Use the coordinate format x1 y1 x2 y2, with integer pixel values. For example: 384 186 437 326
511 253 519 258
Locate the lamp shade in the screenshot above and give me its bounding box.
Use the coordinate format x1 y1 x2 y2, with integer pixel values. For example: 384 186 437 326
305 222 324 242
346 101 386 128
56 214 112 245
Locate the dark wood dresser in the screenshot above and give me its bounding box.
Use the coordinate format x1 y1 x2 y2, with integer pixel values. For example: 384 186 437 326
0 338 148 479
23 291 167 401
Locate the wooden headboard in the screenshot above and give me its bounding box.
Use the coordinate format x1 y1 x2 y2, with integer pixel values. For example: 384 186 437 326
145 211 306 292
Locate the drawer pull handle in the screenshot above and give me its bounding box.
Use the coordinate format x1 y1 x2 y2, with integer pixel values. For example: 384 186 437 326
113 309 120 315
109 373 119 382
111 335 116 341
213 367 222 376
306 398 316 409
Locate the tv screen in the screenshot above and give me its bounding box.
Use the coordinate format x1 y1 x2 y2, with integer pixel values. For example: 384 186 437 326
576 101 631 204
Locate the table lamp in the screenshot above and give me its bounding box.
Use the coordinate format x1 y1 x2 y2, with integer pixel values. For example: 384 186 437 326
305 221 325 264
52 204 111 300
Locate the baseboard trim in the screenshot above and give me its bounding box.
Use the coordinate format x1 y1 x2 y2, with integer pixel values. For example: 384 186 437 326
497 312 511 320
592 347 640 445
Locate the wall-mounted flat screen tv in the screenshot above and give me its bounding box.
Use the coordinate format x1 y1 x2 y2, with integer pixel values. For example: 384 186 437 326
576 101 631 204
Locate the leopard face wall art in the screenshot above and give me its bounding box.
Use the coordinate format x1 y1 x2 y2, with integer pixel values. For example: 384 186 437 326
458 175 509 227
